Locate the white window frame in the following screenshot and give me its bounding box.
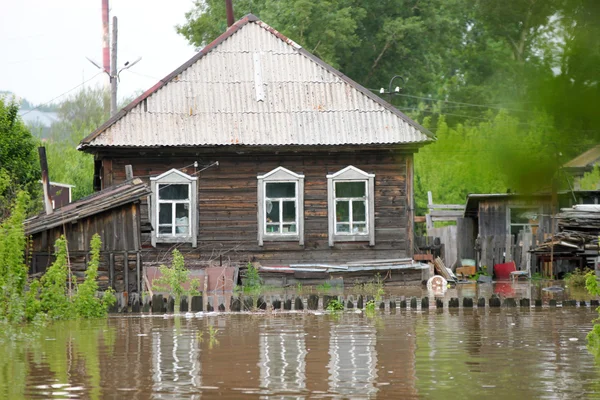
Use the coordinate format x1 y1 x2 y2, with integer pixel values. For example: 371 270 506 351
327 166 375 246
257 167 304 246
150 169 198 247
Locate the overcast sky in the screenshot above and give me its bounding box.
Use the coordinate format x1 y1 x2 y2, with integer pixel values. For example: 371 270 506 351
1 0 198 106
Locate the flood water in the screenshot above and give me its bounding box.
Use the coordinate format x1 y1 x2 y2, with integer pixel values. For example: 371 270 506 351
2 305 600 399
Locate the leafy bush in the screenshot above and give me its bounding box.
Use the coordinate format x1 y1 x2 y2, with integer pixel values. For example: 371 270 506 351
585 271 600 359
326 299 344 312
565 268 592 289
316 281 332 293
153 249 200 312
39 236 74 320
0 191 30 323
73 234 115 317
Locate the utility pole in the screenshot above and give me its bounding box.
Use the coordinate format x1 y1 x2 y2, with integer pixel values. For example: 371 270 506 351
111 16 118 116
102 0 110 113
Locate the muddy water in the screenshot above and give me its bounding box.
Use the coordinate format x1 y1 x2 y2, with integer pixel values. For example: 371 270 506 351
2 307 599 399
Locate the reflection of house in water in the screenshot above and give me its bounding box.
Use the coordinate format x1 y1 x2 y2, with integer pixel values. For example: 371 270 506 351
328 323 378 397
152 329 201 397
259 321 307 397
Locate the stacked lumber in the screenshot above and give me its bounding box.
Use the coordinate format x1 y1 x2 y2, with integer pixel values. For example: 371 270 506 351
532 205 600 253
557 205 600 232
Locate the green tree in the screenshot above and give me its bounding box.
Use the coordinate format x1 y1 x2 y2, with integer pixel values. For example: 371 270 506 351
0 98 41 220
44 87 110 200
0 192 30 323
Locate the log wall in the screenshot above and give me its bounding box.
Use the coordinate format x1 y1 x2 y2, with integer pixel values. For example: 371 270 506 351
100 147 414 267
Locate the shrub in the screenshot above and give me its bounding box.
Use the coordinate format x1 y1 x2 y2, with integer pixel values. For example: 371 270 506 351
565 268 591 289
73 234 115 317
153 249 200 313
326 299 344 312
39 236 74 320
0 192 30 323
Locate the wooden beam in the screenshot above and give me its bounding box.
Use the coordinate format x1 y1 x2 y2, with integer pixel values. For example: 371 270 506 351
428 204 465 210
414 216 426 223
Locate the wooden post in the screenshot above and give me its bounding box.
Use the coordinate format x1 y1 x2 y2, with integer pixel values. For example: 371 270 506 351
109 252 115 289
124 251 129 293
38 147 53 215
131 203 141 293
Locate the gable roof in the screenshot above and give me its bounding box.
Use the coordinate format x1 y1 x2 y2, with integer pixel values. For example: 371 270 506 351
563 144 600 172
79 14 433 151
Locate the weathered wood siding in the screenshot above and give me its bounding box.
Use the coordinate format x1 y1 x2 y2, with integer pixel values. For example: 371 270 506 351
29 202 142 292
101 148 413 267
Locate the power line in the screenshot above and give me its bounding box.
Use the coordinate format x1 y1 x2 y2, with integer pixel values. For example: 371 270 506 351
20 72 104 116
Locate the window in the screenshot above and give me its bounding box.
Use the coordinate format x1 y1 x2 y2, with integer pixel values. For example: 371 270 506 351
150 169 197 247
509 207 539 237
327 166 375 246
257 167 304 246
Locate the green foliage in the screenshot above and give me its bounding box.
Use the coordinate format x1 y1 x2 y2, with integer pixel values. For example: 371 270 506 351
73 234 115 318
44 87 110 200
352 275 385 302
579 166 600 191
39 236 74 320
364 300 377 317
565 268 592 289
585 271 600 360
153 249 200 312
237 262 264 297
0 192 31 323
316 281 332 293
178 0 600 207
0 98 41 220
326 299 344 312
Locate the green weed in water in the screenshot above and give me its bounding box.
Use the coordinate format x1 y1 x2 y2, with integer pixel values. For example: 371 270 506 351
326 299 344 312
585 271 600 360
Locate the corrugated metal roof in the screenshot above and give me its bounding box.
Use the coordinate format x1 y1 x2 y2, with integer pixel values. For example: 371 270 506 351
563 144 600 169
25 178 150 236
80 14 433 150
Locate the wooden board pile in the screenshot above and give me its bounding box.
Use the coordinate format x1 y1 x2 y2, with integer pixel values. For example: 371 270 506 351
557 204 600 232
533 205 600 253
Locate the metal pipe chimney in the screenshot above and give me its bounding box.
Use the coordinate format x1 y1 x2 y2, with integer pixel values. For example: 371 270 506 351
225 0 235 27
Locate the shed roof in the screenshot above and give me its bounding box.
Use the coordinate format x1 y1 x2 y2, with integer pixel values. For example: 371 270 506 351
79 14 433 151
25 178 150 236
563 144 600 172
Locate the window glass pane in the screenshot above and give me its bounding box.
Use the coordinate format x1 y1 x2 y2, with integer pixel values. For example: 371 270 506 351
159 203 172 224
282 224 296 233
353 223 367 233
266 224 280 233
266 182 296 198
267 200 280 223
510 208 538 225
336 223 350 233
159 184 189 200
159 226 172 234
335 181 365 198
282 201 296 222
175 203 189 234
352 200 366 222
336 201 350 222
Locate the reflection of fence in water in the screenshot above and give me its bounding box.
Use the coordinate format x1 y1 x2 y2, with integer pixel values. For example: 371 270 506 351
259 321 307 397
328 324 378 397
152 330 201 397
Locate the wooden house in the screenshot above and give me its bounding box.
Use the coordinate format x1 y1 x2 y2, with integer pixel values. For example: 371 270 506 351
77 15 434 272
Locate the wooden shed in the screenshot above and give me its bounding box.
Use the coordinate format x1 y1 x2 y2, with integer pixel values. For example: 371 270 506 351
24 178 150 292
